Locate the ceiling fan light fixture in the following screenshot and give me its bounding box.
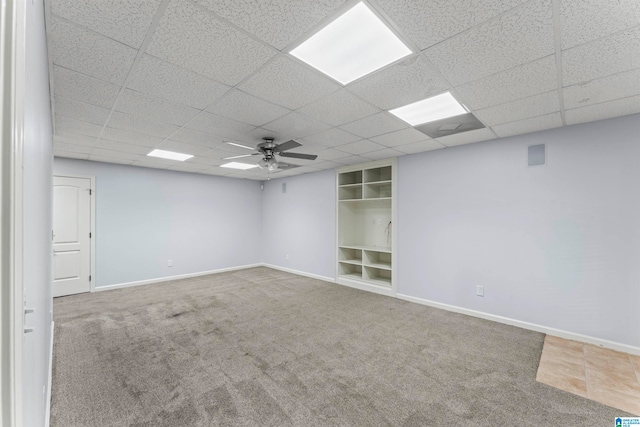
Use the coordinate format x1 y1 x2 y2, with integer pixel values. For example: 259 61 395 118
290 2 411 85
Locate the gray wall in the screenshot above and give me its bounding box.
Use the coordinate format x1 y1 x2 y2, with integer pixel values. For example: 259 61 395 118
54 159 263 287
23 0 54 425
398 113 640 348
261 170 336 279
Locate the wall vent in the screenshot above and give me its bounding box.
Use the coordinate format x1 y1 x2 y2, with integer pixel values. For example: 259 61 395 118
528 144 545 166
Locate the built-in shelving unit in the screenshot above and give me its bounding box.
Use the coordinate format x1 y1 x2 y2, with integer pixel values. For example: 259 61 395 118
336 159 396 296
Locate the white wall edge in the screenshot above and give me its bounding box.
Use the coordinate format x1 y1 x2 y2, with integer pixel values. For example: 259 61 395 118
397 293 640 356
262 263 335 283
45 321 54 427
94 264 262 292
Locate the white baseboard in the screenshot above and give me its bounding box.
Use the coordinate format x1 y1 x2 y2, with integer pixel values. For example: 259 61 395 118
94 264 263 292
261 263 335 283
397 293 640 356
334 277 395 297
45 320 54 427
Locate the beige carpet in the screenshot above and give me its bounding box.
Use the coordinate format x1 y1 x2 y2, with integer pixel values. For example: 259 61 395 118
51 267 627 426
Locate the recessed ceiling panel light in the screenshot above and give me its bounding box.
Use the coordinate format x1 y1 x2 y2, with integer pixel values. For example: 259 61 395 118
147 149 193 161
225 142 254 150
220 162 258 170
389 92 468 126
290 2 412 85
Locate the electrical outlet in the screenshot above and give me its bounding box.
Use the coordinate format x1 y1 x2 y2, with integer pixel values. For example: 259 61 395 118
168 260 172 267
286 254 290 260
476 285 484 297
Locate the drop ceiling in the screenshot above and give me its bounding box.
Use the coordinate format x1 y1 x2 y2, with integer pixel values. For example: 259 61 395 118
47 0 640 180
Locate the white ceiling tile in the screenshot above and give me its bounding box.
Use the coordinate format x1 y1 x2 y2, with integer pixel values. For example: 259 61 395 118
565 96 640 126
186 155 226 166
132 157 182 168
455 55 557 110
54 131 98 146
263 112 331 139
436 128 497 146
425 0 554 86
361 148 403 161
395 140 446 154
377 0 527 50
474 91 560 126
207 90 291 126
563 68 640 110
53 150 90 160
127 55 231 110
90 148 142 161
54 96 110 126
53 141 94 154
370 128 430 147
169 128 224 148
108 111 179 138
492 113 562 138
185 112 256 141
560 0 640 50
299 128 361 148
51 0 162 48
53 66 120 109
238 55 340 110
55 115 104 137
347 55 450 110
53 130 98 146
339 112 408 138
102 127 164 147
155 140 213 156
49 16 137 85
296 89 380 126
168 163 209 173
336 139 387 155
562 26 640 86
315 148 350 161
146 0 276 86
193 0 344 49
94 139 152 155
306 161 342 171
334 155 372 165
89 156 136 165
115 89 201 126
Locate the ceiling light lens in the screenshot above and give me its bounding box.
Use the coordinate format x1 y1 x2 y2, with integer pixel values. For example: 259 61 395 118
290 2 412 85
220 162 259 170
147 149 193 161
389 92 468 126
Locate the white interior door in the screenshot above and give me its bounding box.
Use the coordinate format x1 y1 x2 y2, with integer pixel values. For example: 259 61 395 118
53 176 92 297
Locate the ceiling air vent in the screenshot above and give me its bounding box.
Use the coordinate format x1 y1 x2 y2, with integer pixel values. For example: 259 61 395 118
415 112 485 138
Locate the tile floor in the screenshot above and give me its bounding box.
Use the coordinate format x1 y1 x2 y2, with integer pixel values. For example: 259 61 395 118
536 335 640 415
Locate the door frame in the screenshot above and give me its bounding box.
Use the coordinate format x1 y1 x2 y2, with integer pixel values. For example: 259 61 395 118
1 0 26 425
54 174 96 292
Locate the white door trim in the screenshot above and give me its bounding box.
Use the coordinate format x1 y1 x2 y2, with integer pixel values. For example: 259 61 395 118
1 0 26 425
54 174 95 292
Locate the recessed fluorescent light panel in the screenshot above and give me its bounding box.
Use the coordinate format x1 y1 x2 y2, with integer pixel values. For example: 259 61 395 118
389 92 468 126
147 149 193 161
290 2 412 85
220 162 258 170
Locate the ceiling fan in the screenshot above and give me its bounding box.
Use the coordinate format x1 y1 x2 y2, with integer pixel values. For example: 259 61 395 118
224 138 318 172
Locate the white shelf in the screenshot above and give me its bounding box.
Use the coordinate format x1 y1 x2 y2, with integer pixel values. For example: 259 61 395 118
364 262 391 270
337 159 395 292
338 244 391 253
